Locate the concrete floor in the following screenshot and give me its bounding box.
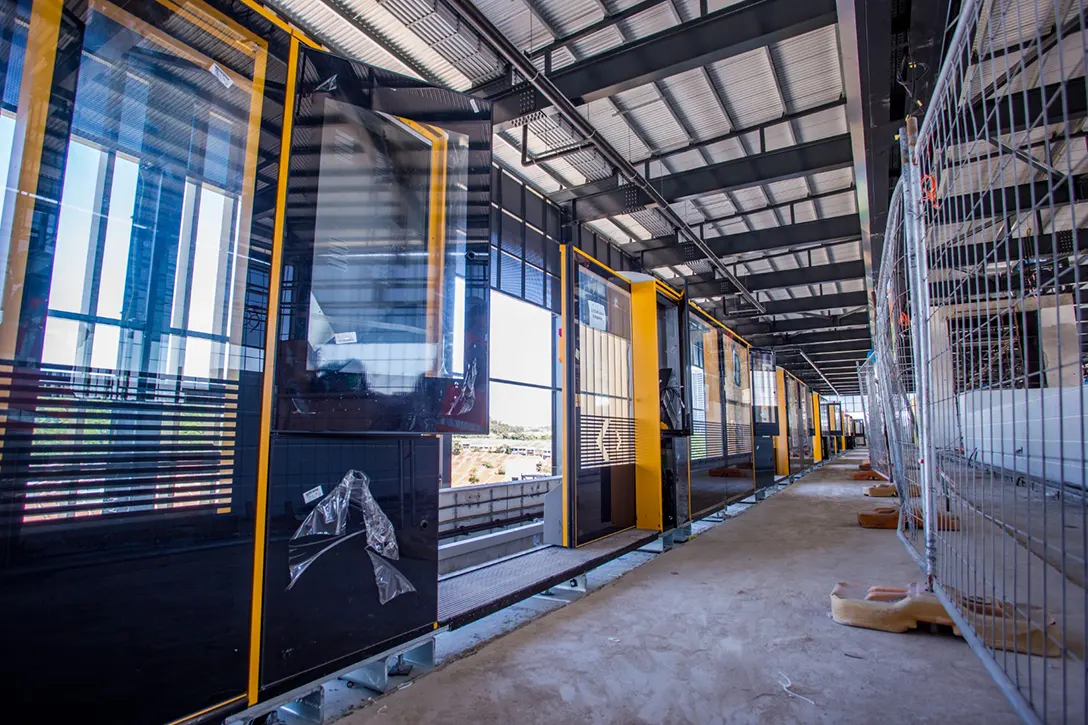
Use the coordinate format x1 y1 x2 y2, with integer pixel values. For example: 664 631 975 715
336 452 1017 725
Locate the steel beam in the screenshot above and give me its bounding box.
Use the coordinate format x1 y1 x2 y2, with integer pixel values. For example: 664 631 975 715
687 260 866 299
733 311 869 336
564 135 852 220
972 81 1088 137
749 328 871 346
929 227 1088 269
489 0 837 126
636 215 861 268
444 0 765 311
941 174 1088 222
720 291 868 318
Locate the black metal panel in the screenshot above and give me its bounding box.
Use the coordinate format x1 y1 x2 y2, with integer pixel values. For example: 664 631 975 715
489 0 838 126
687 260 866 298
640 215 862 268
259 435 439 695
569 136 854 222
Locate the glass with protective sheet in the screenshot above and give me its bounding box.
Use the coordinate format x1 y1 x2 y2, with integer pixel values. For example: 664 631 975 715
273 47 491 435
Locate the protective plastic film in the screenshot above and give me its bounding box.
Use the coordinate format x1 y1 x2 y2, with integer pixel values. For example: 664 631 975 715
287 469 415 605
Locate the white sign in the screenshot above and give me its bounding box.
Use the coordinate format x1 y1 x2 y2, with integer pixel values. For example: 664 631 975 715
587 300 607 330
209 63 233 89
333 331 357 345
302 485 324 505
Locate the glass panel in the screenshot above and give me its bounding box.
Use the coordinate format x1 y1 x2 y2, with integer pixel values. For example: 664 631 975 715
0 1 280 722
452 380 553 486
273 48 492 435
572 253 634 545
688 312 724 460
657 295 683 432
751 348 778 425
724 336 752 456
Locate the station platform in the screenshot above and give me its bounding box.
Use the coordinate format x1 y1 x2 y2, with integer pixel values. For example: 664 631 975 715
438 528 657 629
334 452 1017 724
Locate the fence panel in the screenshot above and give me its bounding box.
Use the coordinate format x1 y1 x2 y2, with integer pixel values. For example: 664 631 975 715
857 355 890 480
877 0 1088 720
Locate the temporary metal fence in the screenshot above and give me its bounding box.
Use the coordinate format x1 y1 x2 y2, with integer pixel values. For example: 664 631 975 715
870 0 1087 721
857 355 891 480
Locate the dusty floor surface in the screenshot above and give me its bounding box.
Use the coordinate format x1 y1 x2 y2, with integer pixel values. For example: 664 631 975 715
336 452 1017 725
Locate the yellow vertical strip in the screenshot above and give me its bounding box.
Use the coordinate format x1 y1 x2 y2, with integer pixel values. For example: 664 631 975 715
774 368 789 476
0 0 64 360
248 35 299 705
840 406 846 452
425 130 447 373
560 245 569 547
631 281 661 531
812 392 823 462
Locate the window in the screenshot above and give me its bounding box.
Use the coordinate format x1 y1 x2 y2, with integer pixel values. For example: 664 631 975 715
15 0 267 524
452 290 557 486
751 349 778 425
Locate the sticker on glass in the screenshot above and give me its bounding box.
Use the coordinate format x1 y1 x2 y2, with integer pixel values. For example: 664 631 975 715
302 485 324 504
334 331 357 345
587 300 607 331
209 63 233 89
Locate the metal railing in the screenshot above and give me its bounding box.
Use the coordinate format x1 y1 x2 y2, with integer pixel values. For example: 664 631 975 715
438 476 560 540
869 1 1087 720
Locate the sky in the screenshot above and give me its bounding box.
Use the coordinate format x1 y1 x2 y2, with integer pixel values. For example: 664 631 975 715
487 290 554 430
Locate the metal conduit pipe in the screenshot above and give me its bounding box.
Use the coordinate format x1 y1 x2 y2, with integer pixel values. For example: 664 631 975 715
442 0 766 313
799 349 839 395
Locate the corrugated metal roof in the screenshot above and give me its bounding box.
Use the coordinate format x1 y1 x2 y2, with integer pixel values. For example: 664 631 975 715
264 0 859 320
579 98 653 160
815 191 858 218
706 48 785 128
610 214 654 240
691 192 736 219
613 86 691 152
793 105 849 142
493 138 563 193
265 0 429 79
765 178 810 204
658 69 734 140
614 1 678 39
809 169 856 194
745 209 779 230
474 0 555 52
701 135 748 164
770 26 843 112
377 0 503 84
563 26 626 67
730 186 770 212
